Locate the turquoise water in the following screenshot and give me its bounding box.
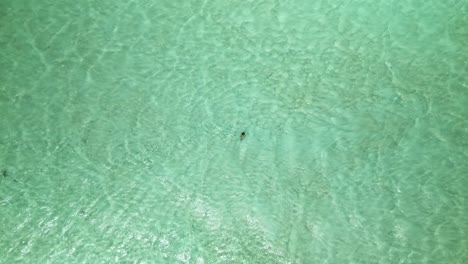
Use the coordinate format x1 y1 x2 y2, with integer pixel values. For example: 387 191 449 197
1 0 467 262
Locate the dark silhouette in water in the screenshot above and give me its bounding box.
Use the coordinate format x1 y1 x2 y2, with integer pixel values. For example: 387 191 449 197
240 132 246 140
2 169 7 177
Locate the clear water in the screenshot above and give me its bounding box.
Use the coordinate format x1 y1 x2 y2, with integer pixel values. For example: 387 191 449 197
1 0 467 263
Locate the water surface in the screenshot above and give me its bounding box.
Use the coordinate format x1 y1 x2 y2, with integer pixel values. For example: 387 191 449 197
1 0 467 263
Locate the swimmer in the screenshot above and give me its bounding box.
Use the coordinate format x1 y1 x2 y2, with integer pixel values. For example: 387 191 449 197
240 132 246 140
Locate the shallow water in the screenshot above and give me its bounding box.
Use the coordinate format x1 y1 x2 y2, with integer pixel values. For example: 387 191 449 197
1 0 467 263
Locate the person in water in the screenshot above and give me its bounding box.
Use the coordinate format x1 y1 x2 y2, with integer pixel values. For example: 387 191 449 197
240 132 246 140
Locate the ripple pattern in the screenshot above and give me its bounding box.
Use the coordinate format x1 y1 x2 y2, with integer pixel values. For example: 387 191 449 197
1 0 467 263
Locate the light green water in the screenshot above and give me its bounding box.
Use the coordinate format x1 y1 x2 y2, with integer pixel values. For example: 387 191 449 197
1 0 467 263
